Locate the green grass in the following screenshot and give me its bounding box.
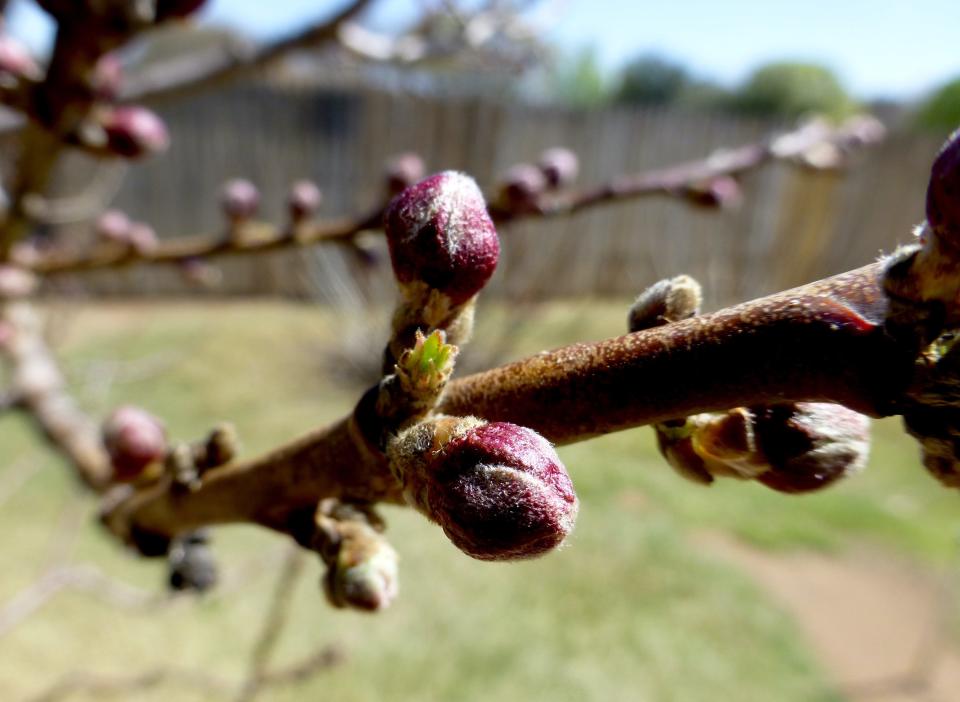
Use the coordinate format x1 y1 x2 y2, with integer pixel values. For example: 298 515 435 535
0 299 954 701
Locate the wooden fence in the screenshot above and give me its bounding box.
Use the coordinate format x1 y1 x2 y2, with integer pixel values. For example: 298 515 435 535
43 83 946 308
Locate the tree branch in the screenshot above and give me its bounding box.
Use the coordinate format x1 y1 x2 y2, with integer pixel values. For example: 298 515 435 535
101 261 923 547
28 116 880 278
120 0 375 104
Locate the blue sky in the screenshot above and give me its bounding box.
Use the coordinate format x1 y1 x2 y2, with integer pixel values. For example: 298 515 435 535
8 0 960 100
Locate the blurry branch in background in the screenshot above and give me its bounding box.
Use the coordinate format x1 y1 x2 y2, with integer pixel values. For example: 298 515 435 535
27 114 884 278
120 0 375 103
337 0 545 67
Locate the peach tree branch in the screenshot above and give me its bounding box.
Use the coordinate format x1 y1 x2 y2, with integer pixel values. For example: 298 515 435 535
27 115 881 278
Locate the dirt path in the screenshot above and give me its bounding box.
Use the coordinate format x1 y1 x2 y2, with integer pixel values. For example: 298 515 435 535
698 534 960 702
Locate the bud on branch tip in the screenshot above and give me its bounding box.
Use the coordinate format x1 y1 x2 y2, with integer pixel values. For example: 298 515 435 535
385 171 499 306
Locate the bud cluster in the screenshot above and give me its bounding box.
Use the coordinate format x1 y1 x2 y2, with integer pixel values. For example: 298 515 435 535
655 403 871 493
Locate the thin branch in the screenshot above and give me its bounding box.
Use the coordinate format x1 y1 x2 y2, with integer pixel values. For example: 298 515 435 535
234 547 307 702
25 666 233 702
120 0 375 104
1 301 111 490
28 117 879 278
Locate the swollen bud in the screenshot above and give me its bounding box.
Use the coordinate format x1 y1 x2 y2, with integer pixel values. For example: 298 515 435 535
497 163 547 212
102 405 167 482
388 417 578 561
322 520 399 612
926 128 960 236
538 147 579 189
684 176 742 209
628 275 702 332
220 178 260 224
100 106 169 158
384 152 426 197
288 180 322 223
752 403 871 493
96 209 132 244
385 171 499 305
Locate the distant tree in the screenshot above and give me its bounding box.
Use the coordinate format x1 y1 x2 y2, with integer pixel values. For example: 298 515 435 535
546 46 611 108
614 54 689 106
728 62 855 120
914 77 960 132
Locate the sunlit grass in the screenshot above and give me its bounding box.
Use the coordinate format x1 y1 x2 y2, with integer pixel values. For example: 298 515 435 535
0 299 952 701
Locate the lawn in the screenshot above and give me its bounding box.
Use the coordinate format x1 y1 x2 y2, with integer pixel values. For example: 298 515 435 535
0 299 955 701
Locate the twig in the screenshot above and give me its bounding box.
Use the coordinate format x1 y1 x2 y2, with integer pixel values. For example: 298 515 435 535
0 456 41 507
234 547 307 702
120 0 375 104
1 301 111 490
24 666 233 702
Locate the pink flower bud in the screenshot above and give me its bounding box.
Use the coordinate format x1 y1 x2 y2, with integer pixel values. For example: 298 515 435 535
288 180 322 222
384 152 426 196
102 406 167 482
538 147 579 189
0 34 40 82
96 209 132 244
155 0 208 20
926 128 960 235
385 171 499 305
220 178 260 224
101 106 169 158
498 163 547 212
752 403 871 494
92 54 123 100
684 176 742 209
390 417 578 561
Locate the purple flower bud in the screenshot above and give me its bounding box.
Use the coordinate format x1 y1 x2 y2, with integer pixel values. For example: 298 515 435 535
155 0 208 20
102 405 167 482
0 34 40 81
752 403 871 494
498 163 547 212
92 54 123 100
101 106 169 158
926 128 960 235
96 209 132 244
538 147 579 189
390 417 578 561
385 171 499 305
220 178 260 224
288 180 322 222
685 176 742 209
384 152 427 197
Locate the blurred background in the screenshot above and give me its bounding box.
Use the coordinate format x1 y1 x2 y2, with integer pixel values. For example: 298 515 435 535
1 1 960 700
